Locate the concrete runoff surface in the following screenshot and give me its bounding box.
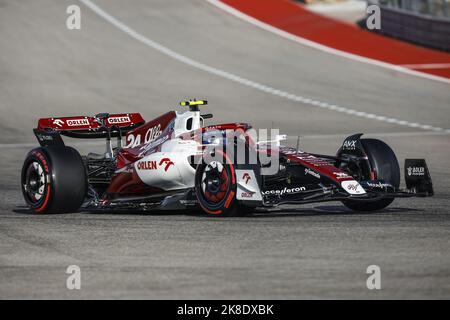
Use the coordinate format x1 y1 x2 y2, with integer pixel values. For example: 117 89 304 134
0 0 449 299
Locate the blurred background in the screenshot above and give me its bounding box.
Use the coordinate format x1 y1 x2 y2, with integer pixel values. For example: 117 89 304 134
304 0 450 51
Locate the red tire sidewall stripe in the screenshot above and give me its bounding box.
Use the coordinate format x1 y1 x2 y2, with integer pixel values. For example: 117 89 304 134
199 148 237 214
34 184 51 213
28 150 52 213
224 190 235 209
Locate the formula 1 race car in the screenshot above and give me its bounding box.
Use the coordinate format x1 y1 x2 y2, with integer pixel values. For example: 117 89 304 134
22 100 434 215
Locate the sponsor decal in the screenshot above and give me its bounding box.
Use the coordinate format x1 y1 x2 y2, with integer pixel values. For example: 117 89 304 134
407 166 425 176
341 180 366 195
240 192 255 198
263 186 306 196
366 181 391 189
304 168 320 179
159 158 174 172
137 158 174 172
242 172 251 184
137 160 157 170
52 119 64 127
36 133 53 141
126 124 162 148
67 118 89 126
333 172 352 180
343 140 357 150
145 124 162 142
180 200 198 205
107 116 131 125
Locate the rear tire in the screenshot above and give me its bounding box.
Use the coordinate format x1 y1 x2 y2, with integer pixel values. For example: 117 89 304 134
342 139 400 212
21 146 87 213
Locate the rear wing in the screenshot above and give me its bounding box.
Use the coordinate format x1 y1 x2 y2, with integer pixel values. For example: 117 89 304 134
34 113 145 146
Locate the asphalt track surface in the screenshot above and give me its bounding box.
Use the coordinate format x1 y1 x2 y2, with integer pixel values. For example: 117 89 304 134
0 0 449 299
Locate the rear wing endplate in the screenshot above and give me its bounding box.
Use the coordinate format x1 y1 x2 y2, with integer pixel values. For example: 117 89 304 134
33 129 65 147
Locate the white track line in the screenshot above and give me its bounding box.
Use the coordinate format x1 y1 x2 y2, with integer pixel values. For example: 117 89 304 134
400 63 450 70
206 0 450 85
78 0 450 134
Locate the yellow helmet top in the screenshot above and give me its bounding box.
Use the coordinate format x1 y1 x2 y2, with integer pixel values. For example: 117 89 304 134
179 99 208 107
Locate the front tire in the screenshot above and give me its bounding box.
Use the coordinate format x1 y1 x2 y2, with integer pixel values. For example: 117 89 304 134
21 146 87 214
195 149 239 216
342 139 400 212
